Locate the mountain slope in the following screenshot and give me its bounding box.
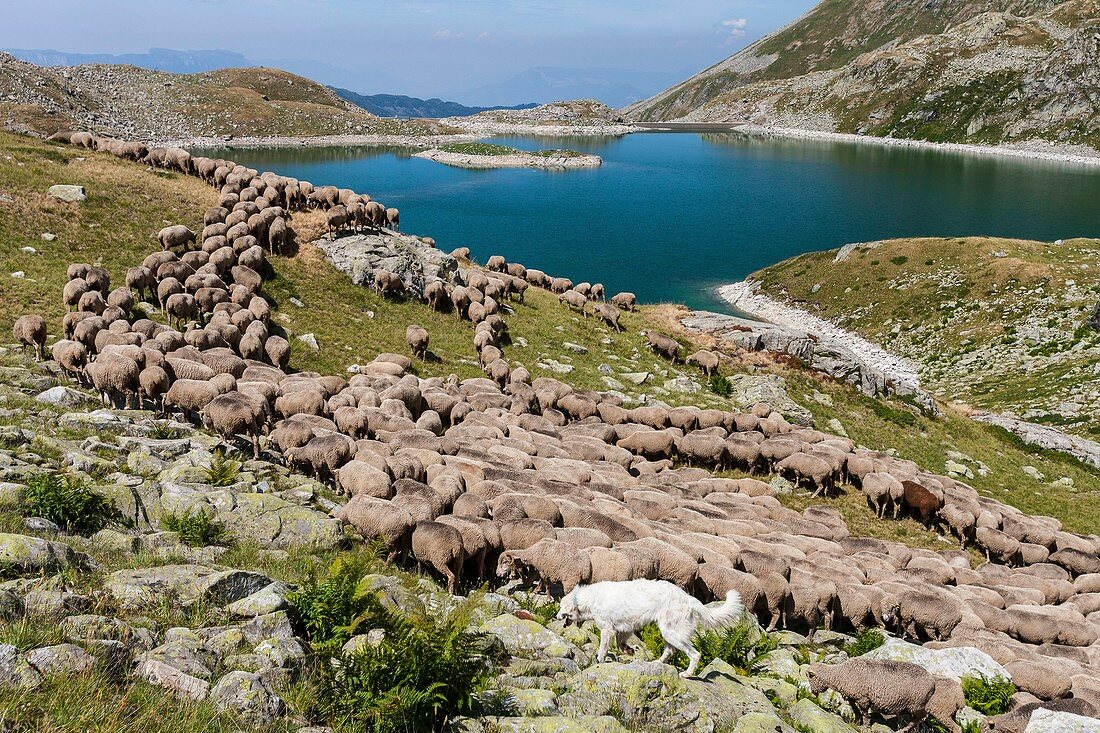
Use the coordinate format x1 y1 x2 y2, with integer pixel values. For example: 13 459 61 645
626 0 1098 149
0 53 444 141
331 87 536 118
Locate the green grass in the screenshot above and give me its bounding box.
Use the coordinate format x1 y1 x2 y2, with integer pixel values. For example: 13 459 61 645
160 509 229 547
438 142 584 158
21 472 116 535
961 673 1015 716
842 628 885 657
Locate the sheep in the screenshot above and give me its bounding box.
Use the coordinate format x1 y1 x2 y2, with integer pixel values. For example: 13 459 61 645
165 293 199 329
675 433 728 469
52 339 88 382
12 315 47 361
410 520 465 593
559 290 588 317
862 472 905 518
610 292 636 311
159 225 196 252
335 495 414 562
902 480 941 529
126 266 156 302
685 350 719 376
335 460 393 499
883 589 963 641
385 208 400 231
594 302 623 332
202 391 265 459
776 452 834 497
86 352 140 408
783 571 836 640
286 433 354 484
976 526 1020 565
63 279 90 310
642 331 681 362
265 335 290 370
496 538 592 594
138 366 170 412
616 538 697 590
374 269 404 300
405 326 429 361
807 659 937 730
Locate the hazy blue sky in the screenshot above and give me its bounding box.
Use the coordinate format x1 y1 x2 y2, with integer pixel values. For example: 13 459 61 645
1 0 816 100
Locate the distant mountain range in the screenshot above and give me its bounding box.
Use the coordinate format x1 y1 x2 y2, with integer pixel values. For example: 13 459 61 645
332 88 537 119
462 66 687 109
2 47 251 74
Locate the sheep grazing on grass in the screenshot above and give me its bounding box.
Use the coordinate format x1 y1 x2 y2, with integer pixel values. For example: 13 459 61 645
12 315 47 361
405 325 429 361
52 339 88 382
203 391 265 459
159 225 196 252
336 495 414 562
685 350 719 376
642 331 681 362
559 290 588 317
595 303 623 332
610 292 636 311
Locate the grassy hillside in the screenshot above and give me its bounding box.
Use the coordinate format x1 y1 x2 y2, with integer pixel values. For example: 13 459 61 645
1 130 1097 537
752 236 1100 439
0 53 448 141
625 0 1098 150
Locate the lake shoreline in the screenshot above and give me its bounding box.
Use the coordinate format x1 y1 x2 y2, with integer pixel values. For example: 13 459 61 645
715 280 925 386
735 124 1100 168
413 148 602 170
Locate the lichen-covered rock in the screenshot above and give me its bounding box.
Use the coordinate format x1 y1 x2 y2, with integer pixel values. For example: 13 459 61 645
730 712 798 733
208 670 285 724
104 565 273 610
226 582 291 618
786 698 858 733
61 614 155 649
865 637 1007 682
1023 709 1100 733
134 658 209 701
0 533 90 577
509 688 560 716
0 643 42 688
491 716 628 733
241 611 295 644
480 614 582 661
25 643 96 676
22 589 90 616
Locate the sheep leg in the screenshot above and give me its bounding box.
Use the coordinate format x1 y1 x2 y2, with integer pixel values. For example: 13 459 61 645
597 627 613 662
441 563 457 595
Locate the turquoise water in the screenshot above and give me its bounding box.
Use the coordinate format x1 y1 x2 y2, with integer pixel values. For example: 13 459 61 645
195 133 1100 311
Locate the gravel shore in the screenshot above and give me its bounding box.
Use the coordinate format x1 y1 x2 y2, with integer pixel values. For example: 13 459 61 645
413 148 602 170
166 132 477 150
737 125 1100 167
716 280 925 386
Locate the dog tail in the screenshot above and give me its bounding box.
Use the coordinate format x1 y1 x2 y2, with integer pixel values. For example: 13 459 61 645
698 589 744 630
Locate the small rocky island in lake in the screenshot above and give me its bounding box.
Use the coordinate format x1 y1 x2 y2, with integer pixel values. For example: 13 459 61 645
414 141 601 170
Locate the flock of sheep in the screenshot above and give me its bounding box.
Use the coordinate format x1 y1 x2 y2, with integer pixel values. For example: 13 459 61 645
11 132 1100 730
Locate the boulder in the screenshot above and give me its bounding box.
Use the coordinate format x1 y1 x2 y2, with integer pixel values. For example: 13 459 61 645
786 698 858 733
25 643 96 676
46 185 86 203
1024 708 1100 733
134 658 209 701
479 614 582 661
226 582 291 618
0 643 41 688
34 386 87 407
492 717 628 733
0 533 89 577
208 670 285 724
865 637 1008 682
104 565 273 610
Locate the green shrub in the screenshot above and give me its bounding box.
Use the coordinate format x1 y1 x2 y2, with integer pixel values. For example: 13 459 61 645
640 622 777 674
961 673 1015 716
148 425 185 440
515 594 560 626
708 373 733 398
22 472 114 534
160 510 229 547
843 628 885 657
890 256 909 266
310 593 506 733
203 451 240 487
289 552 380 652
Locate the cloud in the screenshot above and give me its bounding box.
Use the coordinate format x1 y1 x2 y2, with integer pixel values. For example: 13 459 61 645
720 17 748 41
432 28 463 39
476 31 489 41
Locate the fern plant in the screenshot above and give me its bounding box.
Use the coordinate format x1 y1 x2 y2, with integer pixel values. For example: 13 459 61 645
640 621 777 674
203 451 241 487
22 472 114 534
160 509 229 547
708 373 734 398
843 628 885 657
961 673 1015 716
289 552 381 652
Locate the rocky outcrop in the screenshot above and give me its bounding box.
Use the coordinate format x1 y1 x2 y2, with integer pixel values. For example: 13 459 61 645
317 232 459 296
971 411 1100 470
413 148 602 170
681 310 938 414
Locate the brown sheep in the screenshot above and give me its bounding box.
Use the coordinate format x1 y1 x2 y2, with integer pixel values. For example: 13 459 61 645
335 495 414 562
610 292 636 311
12 315 47 361
411 520 465 593
685 350 719 376
405 325 429 361
159 225 196 251
203 391 265 459
595 302 623 332
642 331 681 361
497 538 592 594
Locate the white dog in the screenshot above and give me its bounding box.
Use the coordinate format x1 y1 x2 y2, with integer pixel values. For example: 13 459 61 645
557 578 744 678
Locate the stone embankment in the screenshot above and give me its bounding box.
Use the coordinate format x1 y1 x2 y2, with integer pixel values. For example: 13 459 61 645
696 282 938 414
413 148 602 170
